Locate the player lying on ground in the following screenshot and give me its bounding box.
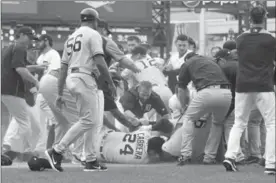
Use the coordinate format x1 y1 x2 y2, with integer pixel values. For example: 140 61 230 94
26 118 174 171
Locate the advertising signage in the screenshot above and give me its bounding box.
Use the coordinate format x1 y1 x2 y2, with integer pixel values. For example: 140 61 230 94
182 1 244 9
2 1 153 27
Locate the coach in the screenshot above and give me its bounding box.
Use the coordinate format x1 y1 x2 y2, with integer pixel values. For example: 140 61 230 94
177 52 232 166
223 6 276 175
120 81 169 126
1 27 39 161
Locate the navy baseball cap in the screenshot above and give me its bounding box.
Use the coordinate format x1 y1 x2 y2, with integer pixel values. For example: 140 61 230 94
38 34 53 46
27 156 52 171
223 40 236 51
16 26 38 40
80 8 99 22
98 19 112 35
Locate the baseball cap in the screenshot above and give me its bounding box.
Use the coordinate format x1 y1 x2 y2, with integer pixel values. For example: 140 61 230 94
215 49 230 59
16 26 38 40
27 156 52 171
223 40 236 51
98 19 112 35
38 34 53 46
80 8 99 22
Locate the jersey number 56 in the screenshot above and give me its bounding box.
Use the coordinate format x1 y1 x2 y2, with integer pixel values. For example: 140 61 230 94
66 34 83 56
119 134 136 155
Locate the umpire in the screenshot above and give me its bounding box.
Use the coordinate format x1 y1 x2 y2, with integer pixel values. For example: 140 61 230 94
223 6 276 175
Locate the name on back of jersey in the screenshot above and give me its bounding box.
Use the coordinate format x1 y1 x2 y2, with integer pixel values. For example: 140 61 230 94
135 132 146 159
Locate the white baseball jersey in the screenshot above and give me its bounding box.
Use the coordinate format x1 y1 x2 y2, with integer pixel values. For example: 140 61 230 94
97 130 151 164
135 57 167 86
168 50 192 70
122 57 167 88
36 49 61 73
61 26 103 71
168 94 182 126
162 126 182 157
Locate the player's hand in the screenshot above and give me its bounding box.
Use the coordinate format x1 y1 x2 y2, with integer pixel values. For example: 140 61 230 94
108 82 117 100
164 64 173 71
55 95 66 110
128 123 142 132
34 80 40 90
139 118 150 126
131 65 141 73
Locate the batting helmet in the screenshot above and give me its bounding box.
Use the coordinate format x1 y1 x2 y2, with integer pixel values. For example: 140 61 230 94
80 8 99 22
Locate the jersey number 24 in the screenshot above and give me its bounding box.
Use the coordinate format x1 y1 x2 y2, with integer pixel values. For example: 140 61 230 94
66 34 83 56
119 134 136 155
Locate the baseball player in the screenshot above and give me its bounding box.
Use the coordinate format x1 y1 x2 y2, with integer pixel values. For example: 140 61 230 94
45 8 116 172
122 46 173 112
27 118 174 170
71 118 174 165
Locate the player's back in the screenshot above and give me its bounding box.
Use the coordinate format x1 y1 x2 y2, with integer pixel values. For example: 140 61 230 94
65 26 101 71
99 131 151 164
134 57 167 86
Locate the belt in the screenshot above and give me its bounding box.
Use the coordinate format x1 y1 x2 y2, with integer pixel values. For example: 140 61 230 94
204 84 230 90
152 83 168 87
48 70 60 78
99 130 113 161
70 67 97 79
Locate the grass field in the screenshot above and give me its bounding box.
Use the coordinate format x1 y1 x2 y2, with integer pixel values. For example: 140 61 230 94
1 163 275 183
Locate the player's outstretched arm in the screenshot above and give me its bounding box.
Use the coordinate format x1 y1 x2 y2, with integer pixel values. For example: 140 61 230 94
94 54 116 96
105 38 140 73
58 63 68 96
103 114 120 132
110 108 141 131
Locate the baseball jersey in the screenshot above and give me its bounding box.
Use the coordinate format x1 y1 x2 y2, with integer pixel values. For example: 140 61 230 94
168 50 192 70
61 26 103 71
161 126 182 157
36 49 61 73
98 130 151 164
123 57 167 88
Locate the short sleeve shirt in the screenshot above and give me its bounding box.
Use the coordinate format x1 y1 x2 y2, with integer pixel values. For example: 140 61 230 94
236 28 276 92
1 43 28 98
36 49 61 73
178 55 229 91
119 87 168 118
61 26 103 71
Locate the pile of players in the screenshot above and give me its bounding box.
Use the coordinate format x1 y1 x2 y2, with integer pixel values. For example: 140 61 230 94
1 6 275 175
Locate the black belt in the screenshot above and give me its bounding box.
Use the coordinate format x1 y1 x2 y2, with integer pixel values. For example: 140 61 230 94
48 70 60 78
152 83 168 87
71 68 97 79
200 84 230 91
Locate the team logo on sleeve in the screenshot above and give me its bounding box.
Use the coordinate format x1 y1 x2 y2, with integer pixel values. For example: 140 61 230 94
144 104 152 112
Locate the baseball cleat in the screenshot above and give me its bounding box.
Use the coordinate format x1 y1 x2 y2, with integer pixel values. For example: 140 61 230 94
264 168 276 175
83 160 108 172
45 148 63 172
223 158 238 172
177 156 191 166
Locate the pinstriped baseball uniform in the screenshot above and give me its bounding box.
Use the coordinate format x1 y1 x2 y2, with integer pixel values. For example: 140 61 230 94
54 25 105 162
